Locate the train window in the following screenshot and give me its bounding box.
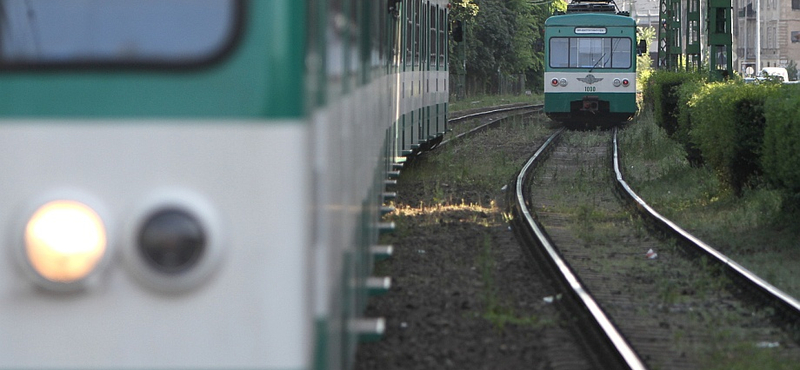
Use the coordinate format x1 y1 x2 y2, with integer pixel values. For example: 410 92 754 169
415 0 421 69
550 37 632 69
439 9 447 69
405 0 413 67
550 38 571 68
0 0 241 68
429 5 437 68
609 38 631 68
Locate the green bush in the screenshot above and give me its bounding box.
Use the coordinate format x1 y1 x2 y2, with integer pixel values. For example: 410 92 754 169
763 85 800 197
675 80 706 166
645 71 704 137
690 81 781 195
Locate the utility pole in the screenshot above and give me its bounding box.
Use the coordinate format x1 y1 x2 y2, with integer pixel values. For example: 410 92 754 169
756 0 761 72
708 0 733 80
658 0 682 70
686 0 701 69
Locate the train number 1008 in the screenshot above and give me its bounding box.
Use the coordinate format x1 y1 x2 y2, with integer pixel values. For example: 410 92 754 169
584 86 596 92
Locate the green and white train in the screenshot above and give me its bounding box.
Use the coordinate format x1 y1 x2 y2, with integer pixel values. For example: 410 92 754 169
543 0 641 125
0 0 447 369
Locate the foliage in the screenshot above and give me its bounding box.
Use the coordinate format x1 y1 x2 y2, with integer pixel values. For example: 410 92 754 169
674 79 706 166
643 70 704 137
636 26 656 84
763 85 800 199
645 71 800 203
689 81 782 195
786 60 798 81
449 0 479 20
449 0 565 95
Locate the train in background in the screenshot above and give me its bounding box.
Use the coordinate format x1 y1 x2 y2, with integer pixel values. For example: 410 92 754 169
0 0 447 369
543 0 644 125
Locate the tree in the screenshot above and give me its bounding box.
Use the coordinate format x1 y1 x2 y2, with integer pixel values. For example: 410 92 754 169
637 26 656 83
449 0 566 96
786 60 798 81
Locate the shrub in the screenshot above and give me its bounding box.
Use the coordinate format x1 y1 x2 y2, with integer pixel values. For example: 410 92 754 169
645 71 704 137
763 85 800 197
690 81 781 195
674 79 706 166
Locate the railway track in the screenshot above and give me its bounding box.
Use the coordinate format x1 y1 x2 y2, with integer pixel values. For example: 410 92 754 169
612 128 800 341
442 103 543 146
508 128 800 369
358 106 800 369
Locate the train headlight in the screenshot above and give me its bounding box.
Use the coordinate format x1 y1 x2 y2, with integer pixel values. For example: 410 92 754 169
124 189 224 293
613 78 622 87
622 79 630 87
23 199 108 286
559 78 568 87
138 209 205 274
551 78 559 87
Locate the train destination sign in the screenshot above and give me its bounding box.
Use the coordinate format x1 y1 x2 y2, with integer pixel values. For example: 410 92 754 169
575 27 607 34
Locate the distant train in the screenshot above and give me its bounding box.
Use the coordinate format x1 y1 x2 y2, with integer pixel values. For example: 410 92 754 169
0 0 447 369
543 0 643 125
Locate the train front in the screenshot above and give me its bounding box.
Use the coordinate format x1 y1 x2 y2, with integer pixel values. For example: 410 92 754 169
0 1 318 369
543 12 638 125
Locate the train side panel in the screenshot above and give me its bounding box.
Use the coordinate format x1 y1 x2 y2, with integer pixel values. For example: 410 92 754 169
0 1 313 368
308 0 447 369
0 0 448 369
0 122 311 369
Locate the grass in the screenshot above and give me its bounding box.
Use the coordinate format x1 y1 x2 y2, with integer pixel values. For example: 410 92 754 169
618 110 800 369
529 120 800 368
385 98 800 366
476 232 545 331
387 110 554 333
618 111 800 300
404 115 550 205
702 341 800 370
449 93 543 112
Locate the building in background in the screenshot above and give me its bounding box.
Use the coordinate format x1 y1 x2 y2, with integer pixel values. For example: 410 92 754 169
735 0 800 77
619 0 800 78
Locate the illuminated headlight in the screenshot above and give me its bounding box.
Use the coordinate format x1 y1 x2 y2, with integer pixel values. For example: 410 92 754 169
138 209 205 274
24 200 107 285
559 78 568 87
613 78 622 87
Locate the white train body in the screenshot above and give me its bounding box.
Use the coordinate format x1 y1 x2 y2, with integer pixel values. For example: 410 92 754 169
0 0 448 369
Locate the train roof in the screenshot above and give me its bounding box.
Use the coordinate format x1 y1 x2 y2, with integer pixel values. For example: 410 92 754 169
545 13 636 27
567 0 618 13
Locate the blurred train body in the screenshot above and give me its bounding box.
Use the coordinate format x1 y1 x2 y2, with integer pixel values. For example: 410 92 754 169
0 0 447 369
543 0 639 125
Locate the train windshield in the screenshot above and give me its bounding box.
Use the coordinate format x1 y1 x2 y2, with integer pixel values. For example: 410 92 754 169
0 0 240 67
549 37 632 69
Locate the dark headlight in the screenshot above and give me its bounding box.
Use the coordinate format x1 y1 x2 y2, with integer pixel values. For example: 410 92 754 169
138 209 205 274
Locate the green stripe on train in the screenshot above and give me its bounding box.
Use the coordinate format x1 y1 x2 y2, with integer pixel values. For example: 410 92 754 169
544 93 637 113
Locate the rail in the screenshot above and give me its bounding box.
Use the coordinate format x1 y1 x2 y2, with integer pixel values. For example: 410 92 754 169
442 104 542 146
509 128 648 370
612 128 800 333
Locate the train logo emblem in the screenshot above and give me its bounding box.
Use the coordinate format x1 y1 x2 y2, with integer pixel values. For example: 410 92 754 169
577 74 603 84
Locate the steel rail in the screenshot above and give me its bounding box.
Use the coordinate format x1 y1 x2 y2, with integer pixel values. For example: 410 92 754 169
448 104 541 123
441 104 542 146
612 128 800 326
511 128 648 370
